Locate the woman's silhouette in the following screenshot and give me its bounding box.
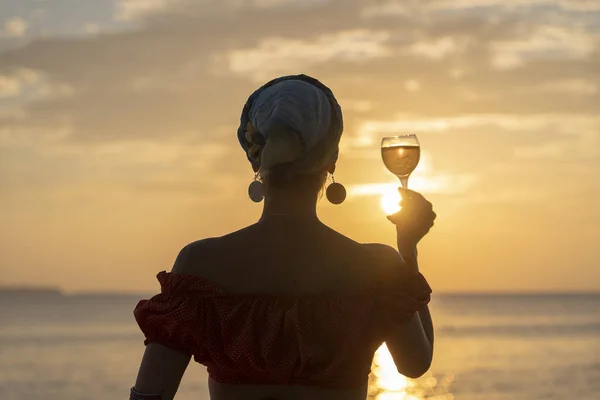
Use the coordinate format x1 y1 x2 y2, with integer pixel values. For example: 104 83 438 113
131 75 436 400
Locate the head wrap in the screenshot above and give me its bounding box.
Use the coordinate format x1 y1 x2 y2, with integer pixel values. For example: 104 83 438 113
237 74 343 177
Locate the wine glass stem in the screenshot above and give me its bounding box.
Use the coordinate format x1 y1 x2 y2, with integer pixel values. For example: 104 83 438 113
399 176 409 189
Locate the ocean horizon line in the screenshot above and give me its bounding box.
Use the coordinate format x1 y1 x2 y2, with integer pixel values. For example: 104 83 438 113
1 287 599 298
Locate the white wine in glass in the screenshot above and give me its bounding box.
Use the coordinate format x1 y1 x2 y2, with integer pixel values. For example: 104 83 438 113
381 134 420 189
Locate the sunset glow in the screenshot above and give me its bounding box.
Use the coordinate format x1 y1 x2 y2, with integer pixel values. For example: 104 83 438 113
0 0 598 294
1 3 599 400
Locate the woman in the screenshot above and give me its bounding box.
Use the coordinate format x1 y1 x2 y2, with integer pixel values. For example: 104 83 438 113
131 75 436 400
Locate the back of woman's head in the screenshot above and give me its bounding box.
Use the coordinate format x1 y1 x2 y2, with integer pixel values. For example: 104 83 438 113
237 75 344 194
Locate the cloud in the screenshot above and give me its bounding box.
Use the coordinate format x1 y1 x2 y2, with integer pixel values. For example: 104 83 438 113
0 69 40 98
0 0 599 294
536 79 598 95
115 0 175 21
558 0 600 11
426 0 593 11
407 36 472 59
252 0 329 8
0 131 236 195
0 74 21 97
404 79 421 92
3 17 29 37
491 25 596 69
348 113 600 173
0 0 598 201
226 30 392 79
83 23 100 35
353 114 600 144
513 141 566 158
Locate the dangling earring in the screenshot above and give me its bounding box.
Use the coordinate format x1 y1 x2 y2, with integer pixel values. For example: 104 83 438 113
326 174 346 205
248 172 264 203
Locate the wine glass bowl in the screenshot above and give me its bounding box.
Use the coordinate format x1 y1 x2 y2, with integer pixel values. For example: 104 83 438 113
381 134 420 189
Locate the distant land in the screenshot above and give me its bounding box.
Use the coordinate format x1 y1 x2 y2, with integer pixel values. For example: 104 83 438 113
0 286 152 300
0 286 64 301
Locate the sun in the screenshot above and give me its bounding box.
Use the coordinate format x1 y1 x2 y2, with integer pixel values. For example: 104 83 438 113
380 187 401 215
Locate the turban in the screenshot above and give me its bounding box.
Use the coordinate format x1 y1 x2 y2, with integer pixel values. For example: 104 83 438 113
237 74 343 178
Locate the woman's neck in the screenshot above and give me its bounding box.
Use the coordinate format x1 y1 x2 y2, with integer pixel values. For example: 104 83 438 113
260 191 319 220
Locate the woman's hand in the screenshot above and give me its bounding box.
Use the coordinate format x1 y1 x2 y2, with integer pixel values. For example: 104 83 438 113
387 188 436 251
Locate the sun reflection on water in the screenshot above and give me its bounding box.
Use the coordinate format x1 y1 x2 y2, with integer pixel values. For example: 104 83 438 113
368 344 414 400
368 344 454 400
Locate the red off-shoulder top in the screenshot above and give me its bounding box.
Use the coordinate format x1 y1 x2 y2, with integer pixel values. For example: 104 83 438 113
134 271 431 389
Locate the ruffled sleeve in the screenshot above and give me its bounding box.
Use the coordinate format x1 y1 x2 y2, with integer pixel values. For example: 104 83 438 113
133 271 212 355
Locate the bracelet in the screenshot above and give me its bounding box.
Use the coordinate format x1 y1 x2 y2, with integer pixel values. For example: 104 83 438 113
130 387 163 400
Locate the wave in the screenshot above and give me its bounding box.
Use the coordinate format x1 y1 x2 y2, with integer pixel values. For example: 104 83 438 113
438 321 600 336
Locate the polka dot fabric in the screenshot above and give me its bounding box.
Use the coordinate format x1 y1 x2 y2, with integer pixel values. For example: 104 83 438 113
134 271 431 389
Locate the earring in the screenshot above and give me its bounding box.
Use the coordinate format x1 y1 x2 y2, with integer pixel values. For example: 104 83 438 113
326 175 346 205
248 172 264 203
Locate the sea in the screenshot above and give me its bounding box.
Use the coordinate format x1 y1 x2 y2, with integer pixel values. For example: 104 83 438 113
1 292 598 400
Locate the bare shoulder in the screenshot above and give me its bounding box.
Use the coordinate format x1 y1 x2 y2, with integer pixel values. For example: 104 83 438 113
317 224 400 264
169 237 222 275
360 243 408 280
169 224 257 276
168 224 406 292
319 224 406 278
362 243 404 265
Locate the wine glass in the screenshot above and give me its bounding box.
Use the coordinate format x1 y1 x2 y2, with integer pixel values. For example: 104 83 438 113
381 134 421 189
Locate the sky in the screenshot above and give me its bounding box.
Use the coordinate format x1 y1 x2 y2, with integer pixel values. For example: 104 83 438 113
0 0 599 293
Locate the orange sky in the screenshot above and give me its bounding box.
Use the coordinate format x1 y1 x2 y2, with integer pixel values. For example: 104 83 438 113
0 0 599 293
